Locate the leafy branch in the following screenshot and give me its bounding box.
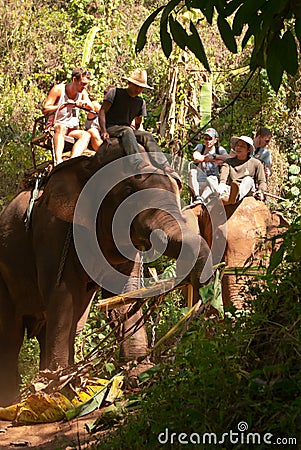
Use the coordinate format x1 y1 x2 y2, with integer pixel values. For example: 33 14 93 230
136 0 301 91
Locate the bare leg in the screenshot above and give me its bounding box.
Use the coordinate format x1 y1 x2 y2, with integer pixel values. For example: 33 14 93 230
189 168 200 197
69 130 91 158
53 123 67 165
88 128 103 151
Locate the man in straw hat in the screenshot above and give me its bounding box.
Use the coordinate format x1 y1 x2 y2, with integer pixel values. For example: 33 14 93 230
99 68 178 176
217 135 267 204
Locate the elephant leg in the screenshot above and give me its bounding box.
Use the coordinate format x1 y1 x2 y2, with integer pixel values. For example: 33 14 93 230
43 280 96 369
0 278 24 406
44 285 75 369
102 255 148 362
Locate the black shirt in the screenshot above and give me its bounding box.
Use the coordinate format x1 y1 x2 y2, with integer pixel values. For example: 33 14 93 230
105 88 146 128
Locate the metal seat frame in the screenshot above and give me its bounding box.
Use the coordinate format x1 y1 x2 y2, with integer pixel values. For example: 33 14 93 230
30 115 76 169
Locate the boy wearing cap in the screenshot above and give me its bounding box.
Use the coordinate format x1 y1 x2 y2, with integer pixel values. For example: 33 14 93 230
189 127 229 203
99 68 177 175
218 135 267 204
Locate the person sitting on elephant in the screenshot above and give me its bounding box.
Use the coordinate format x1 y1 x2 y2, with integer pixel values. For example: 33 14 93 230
84 100 102 151
99 68 178 176
189 127 230 204
43 67 94 165
253 126 273 180
217 135 267 204
84 86 115 151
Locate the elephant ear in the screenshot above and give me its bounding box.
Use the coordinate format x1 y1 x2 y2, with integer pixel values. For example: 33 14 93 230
269 212 290 237
39 158 93 228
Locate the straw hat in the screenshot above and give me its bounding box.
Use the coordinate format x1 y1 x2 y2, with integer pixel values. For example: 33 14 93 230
230 135 255 154
124 68 153 89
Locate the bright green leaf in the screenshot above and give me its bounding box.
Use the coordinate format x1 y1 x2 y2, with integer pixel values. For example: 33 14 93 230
217 15 237 53
65 386 108 420
290 186 300 196
289 175 300 185
81 26 100 67
289 164 301 175
210 271 224 318
199 80 212 128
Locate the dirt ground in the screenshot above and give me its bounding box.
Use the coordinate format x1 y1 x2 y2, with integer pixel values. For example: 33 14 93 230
0 410 107 449
0 365 150 449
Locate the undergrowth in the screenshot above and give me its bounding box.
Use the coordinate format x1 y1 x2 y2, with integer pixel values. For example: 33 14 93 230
93 219 301 450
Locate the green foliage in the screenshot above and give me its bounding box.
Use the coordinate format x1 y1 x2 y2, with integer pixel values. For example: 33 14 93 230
138 0 301 91
95 222 301 449
1 4 301 436
74 296 113 363
19 335 40 388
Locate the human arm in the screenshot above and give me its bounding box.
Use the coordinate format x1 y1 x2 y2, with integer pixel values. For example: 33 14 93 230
99 100 112 140
193 149 205 163
219 161 230 185
79 90 94 111
262 148 272 177
255 160 268 194
203 147 231 165
132 116 143 130
43 84 64 116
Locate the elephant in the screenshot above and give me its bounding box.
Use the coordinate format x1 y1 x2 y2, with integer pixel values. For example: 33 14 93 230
0 139 213 406
182 197 288 309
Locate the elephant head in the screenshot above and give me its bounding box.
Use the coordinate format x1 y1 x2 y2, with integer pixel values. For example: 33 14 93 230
36 140 213 363
40 140 213 291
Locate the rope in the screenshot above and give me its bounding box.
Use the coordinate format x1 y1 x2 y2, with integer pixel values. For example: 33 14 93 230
55 223 72 288
24 172 46 231
140 253 157 348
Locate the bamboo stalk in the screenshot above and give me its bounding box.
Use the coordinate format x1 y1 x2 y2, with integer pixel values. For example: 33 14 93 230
96 279 189 311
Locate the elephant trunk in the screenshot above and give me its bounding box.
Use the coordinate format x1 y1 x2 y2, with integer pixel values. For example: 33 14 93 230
150 227 213 289
222 274 248 310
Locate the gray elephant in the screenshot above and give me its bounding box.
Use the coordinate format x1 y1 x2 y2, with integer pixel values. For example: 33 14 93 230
0 140 212 406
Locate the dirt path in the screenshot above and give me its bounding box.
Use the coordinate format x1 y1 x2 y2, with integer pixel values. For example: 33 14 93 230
0 410 105 449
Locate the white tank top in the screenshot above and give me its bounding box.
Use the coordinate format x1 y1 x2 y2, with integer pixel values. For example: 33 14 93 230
49 84 82 128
